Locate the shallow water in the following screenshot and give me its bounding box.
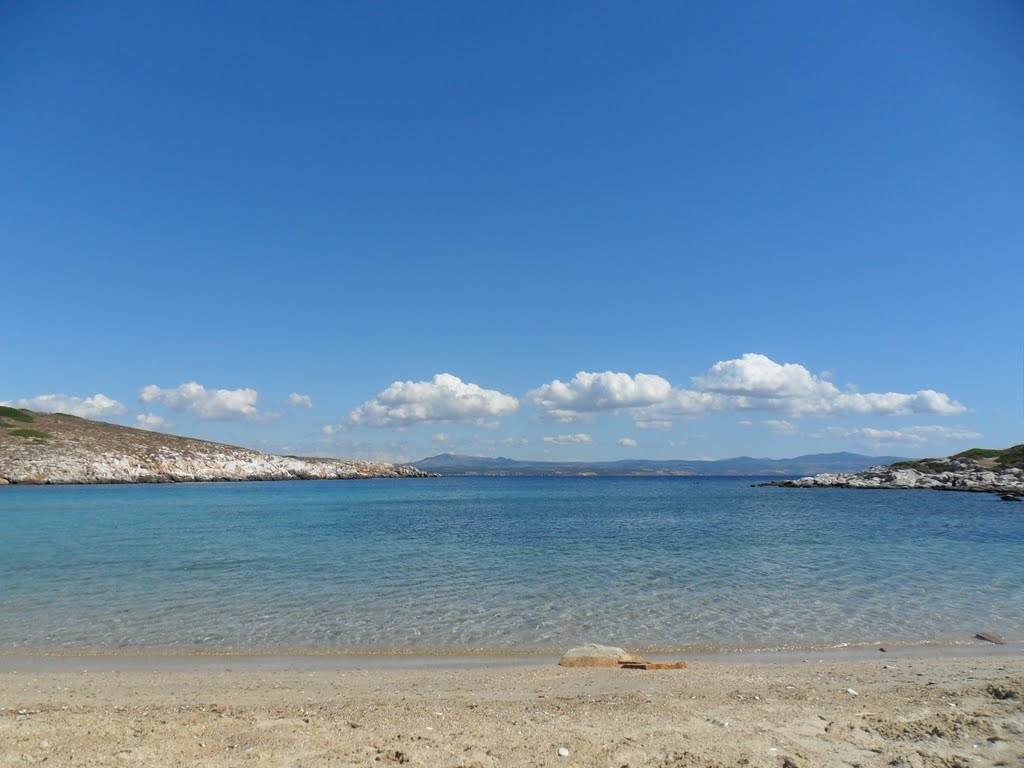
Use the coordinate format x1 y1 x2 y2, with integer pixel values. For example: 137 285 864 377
1 477 1021 652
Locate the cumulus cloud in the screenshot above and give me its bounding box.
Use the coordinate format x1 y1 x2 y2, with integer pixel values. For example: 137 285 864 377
348 374 518 428
821 425 982 447
616 354 965 428
692 354 966 417
338 354 964 436
529 371 672 422
139 381 274 421
287 392 313 409
432 433 450 443
617 437 638 448
697 354 828 398
823 390 966 417
135 413 167 431
3 393 126 419
542 433 593 445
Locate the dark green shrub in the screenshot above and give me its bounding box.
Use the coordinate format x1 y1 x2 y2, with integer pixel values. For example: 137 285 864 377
0 406 33 423
9 429 49 439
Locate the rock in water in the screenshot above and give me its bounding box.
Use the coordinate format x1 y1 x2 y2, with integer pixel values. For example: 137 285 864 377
558 643 647 668
976 631 1006 645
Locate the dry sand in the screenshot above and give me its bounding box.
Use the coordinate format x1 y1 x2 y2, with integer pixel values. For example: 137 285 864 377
1 647 1022 767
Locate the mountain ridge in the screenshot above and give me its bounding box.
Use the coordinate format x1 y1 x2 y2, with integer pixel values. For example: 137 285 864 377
403 451 909 477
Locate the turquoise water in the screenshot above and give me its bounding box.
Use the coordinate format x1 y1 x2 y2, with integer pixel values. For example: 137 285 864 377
1 477 1021 653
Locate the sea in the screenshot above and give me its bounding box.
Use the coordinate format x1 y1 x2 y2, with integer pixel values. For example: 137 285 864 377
1 476 1022 655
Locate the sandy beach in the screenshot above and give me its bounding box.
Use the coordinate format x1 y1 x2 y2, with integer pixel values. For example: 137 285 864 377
1 646 1021 767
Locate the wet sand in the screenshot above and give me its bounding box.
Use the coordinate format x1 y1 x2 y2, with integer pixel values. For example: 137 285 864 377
1 646 1022 767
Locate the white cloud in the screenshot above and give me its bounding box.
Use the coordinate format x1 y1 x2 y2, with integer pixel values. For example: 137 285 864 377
482 436 529 448
542 433 593 445
347 374 518 428
692 354 966 417
697 354 829 398
135 413 167 431
432 433 450 443
823 389 966 417
529 371 672 422
629 354 965 426
333 354 965 437
617 437 638 448
499 437 529 446
634 418 673 431
627 391 730 431
321 424 336 436
651 389 729 416
822 425 983 447
762 419 799 435
287 392 313 409
3 393 126 419
527 354 963 433
139 381 274 421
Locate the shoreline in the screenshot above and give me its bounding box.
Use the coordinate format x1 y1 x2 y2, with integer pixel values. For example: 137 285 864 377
3 638 1021 670
762 481 1023 499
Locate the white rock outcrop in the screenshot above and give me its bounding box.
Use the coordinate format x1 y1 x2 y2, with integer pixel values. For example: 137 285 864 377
774 460 1024 498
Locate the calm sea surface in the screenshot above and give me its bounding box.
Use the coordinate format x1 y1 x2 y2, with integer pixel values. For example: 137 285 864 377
1 477 1021 653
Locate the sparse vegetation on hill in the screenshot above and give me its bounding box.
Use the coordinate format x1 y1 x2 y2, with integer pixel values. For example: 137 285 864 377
954 445 1024 469
0 407 50 440
891 445 1024 473
9 428 50 440
0 409 430 484
0 405 35 424
889 459 950 473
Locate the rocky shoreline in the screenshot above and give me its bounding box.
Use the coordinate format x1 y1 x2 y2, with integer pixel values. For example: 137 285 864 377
761 449 1024 500
0 409 433 485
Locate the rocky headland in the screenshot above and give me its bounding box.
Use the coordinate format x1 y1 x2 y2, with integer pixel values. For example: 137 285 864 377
764 445 1024 499
0 407 432 485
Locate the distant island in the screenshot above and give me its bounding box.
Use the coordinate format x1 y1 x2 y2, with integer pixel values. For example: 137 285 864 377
763 445 1024 499
401 451 909 477
0 407 432 485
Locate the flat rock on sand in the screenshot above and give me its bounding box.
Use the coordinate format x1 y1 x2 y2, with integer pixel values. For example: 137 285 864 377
558 643 648 667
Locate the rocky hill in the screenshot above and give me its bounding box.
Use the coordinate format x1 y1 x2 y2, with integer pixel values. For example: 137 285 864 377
767 445 1024 499
0 407 431 485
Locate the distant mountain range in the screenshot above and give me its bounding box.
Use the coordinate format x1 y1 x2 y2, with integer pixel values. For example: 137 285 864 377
402 452 909 477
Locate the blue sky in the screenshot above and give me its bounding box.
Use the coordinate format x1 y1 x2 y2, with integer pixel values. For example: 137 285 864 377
3 1 1023 463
